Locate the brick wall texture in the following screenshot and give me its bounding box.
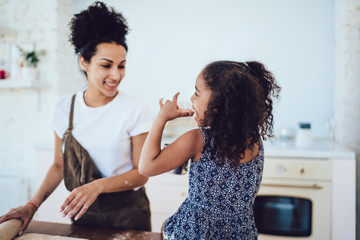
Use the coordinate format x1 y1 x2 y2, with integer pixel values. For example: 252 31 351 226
334 0 360 238
0 0 83 195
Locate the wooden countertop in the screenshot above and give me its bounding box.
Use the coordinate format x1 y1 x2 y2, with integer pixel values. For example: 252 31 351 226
24 221 161 240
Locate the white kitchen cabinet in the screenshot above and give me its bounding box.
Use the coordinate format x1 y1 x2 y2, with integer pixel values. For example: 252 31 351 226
145 172 189 232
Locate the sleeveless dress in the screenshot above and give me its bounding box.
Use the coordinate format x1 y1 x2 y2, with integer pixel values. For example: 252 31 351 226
163 128 264 240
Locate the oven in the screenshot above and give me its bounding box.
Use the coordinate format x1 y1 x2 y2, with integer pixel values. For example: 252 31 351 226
254 158 332 240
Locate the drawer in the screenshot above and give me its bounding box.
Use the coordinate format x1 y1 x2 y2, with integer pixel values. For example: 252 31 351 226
263 158 332 180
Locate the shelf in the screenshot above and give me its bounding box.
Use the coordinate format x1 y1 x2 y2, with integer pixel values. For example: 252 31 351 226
0 79 48 89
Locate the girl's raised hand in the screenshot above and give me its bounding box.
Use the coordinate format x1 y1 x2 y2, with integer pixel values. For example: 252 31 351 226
158 92 194 121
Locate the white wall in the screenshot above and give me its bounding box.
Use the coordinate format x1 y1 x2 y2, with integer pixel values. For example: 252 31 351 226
0 0 84 202
76 0 335 138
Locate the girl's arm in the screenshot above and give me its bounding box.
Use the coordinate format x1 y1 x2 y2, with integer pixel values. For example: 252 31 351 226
60 132 149 221
139 92 200 177
0 132 65 235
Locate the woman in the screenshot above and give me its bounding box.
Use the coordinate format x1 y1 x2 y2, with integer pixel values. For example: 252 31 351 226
0 1 152 234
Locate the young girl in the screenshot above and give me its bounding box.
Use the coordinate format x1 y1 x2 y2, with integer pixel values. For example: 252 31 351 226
139 60 280 239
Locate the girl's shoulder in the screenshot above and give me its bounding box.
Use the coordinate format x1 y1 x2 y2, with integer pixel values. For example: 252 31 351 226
181 128 203 141
178 128 204 161
172 128 203 151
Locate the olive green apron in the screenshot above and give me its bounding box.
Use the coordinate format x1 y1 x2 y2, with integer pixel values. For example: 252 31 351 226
61 94 151 231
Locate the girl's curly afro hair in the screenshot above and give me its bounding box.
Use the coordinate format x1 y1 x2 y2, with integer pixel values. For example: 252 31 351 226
68 1 129 61
201 61 281 166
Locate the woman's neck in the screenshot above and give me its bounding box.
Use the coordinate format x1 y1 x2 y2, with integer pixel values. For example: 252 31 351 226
83 89 118 108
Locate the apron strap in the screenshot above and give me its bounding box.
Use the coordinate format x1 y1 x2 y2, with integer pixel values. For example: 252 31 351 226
61 93 76 157
67 94 76 132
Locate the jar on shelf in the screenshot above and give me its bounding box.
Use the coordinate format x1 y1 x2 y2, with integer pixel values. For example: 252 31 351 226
295 122 313 149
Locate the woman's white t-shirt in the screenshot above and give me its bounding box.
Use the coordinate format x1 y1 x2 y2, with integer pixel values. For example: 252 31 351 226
49 90 153 178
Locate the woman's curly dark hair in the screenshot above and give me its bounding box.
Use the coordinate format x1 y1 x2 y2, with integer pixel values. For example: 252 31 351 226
68 1 129 62
201 61 281 166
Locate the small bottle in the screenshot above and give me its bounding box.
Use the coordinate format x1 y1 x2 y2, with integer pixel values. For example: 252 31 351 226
296 122 313 149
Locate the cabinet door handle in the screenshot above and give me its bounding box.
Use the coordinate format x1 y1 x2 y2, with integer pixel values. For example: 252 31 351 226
261 183 323 190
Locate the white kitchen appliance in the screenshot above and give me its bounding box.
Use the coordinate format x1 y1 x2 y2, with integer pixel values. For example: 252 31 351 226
254 158 332 240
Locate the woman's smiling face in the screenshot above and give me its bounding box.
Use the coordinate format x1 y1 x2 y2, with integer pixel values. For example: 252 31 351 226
190 71 213 127
80 42 127 98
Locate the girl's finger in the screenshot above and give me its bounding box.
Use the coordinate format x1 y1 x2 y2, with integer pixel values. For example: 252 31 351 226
178 108 194 117
172 92 180 105
159 98 164 107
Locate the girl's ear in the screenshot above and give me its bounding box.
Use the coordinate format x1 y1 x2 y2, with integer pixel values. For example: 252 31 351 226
78 56 88 72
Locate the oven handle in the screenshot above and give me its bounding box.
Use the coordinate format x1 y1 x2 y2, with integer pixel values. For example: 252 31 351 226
261 183 323 190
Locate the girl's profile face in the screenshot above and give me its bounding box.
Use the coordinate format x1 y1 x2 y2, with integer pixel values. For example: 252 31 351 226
80 42 127 98
191 71 212 127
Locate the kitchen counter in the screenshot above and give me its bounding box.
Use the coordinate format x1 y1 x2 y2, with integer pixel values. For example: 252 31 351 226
162 135 356 159
263 139 355 159
23 221 161 240
39 137 356 160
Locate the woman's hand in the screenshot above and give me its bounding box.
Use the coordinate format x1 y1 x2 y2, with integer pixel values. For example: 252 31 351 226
158 92 194 122
0 204 36 235
60 180 101 221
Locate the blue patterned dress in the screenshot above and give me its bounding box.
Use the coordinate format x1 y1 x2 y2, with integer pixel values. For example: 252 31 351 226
163 129 264 240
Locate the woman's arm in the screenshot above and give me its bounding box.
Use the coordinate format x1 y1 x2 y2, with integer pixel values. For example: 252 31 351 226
139 92 200 177
31 132 64 208
60 132 149 221
0 132 64 235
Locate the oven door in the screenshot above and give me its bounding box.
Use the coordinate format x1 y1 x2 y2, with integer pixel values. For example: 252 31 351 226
254 178 331 240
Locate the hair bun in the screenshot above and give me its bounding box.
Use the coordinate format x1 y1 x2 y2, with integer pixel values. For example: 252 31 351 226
68 1 129 54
